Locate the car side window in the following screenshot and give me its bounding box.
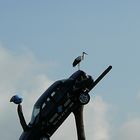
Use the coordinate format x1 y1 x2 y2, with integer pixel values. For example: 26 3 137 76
33 107 40 117
51 91 56 97
30 106 40 124
42 102 46 109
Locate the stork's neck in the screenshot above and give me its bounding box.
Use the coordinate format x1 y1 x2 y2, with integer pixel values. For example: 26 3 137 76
81 53 84 60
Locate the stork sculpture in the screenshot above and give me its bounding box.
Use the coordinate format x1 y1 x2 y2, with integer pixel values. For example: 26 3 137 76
73 52 88 70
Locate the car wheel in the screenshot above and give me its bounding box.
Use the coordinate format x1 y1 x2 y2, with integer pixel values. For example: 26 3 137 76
78 93 90 105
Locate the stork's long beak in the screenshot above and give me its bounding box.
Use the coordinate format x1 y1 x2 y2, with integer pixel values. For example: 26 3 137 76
83 52 88 55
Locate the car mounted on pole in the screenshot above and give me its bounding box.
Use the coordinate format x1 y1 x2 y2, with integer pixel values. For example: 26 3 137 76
10 52 112 140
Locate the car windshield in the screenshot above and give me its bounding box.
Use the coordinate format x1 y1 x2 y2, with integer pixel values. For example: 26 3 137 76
30 105 40 124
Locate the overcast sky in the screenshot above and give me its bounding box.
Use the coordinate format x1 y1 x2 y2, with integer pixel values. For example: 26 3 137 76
0 1 140 140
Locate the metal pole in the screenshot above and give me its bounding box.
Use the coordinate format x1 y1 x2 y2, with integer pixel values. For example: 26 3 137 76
17 104 29 131
73 65 112 140
73 105 86 140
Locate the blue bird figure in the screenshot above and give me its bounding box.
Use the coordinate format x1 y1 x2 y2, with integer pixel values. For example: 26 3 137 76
10 95 23 104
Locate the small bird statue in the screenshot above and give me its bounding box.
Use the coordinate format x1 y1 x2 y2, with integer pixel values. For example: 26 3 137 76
10 95 23 104
72 52 88 70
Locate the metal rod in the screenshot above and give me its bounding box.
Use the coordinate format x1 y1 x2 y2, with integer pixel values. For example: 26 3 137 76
73 105 86 140
89 65 112 91
73 65 112 140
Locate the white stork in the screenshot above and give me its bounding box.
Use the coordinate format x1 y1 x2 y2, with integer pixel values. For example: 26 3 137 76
72 52 88 70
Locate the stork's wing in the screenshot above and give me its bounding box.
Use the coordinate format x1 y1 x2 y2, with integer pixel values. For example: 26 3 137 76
72 56 81 67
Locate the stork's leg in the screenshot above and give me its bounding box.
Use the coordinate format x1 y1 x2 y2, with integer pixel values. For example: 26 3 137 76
73 105 86 140
78 63 80 70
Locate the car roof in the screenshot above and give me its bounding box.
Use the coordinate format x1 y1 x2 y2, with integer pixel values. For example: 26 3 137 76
34 80 62 107
69 70 86 79
34 70 86 107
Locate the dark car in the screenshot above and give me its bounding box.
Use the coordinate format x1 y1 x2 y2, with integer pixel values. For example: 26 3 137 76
19 70 94 140
19 65 112 140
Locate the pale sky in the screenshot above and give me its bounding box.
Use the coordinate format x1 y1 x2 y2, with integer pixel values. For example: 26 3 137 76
0 1 140 140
